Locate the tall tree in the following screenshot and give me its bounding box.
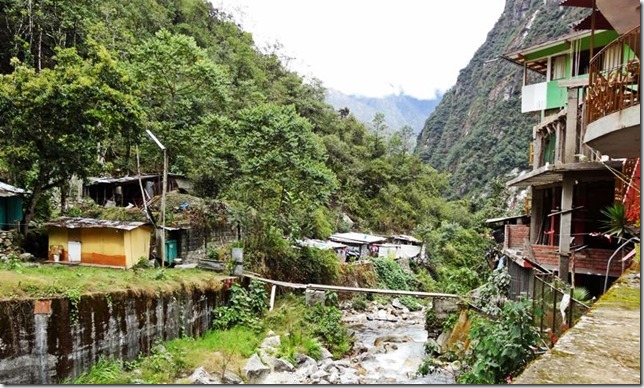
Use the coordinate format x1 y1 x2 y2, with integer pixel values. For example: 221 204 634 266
0 46 142 233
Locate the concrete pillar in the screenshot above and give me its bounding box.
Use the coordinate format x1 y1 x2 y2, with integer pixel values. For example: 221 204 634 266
530 188 543 244
558 177 574 283
564 87 579 164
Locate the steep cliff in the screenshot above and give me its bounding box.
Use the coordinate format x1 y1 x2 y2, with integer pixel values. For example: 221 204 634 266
415 0 586 199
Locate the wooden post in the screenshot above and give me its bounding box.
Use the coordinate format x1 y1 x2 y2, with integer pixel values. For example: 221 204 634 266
552 286 558 345
161 149 167 269
269 285 277 311
564 87 579 163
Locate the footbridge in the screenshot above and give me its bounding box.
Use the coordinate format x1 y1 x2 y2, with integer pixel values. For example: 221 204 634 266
242 273 461 310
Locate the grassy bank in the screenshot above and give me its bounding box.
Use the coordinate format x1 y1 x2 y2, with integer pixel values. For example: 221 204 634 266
0 262 231 300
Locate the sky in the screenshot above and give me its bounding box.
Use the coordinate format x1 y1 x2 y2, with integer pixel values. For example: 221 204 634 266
212 0 506 100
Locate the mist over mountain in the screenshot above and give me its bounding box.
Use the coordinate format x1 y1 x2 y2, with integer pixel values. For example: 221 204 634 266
325 89 441 138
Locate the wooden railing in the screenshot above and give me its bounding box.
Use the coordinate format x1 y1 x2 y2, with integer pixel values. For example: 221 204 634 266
586 26 640 125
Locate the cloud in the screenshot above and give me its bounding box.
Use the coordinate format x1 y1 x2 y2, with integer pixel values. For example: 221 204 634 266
212 0 505 100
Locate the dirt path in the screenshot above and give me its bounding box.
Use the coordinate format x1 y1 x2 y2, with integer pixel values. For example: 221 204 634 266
514 269 640 384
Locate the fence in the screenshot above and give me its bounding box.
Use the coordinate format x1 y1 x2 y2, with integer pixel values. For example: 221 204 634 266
531 272 590 346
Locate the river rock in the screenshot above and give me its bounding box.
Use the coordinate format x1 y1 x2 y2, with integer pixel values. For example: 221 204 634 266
373 334 414 346
327 370 340 384
272 357 295 372
186 366 222 384
242 354 270 383
436 329 452 353
319 346 333 360
222 371 243 384
261 335 281 349
311 369 329 381
339 370 360 384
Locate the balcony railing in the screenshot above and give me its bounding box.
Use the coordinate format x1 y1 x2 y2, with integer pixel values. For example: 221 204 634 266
586 26 640 125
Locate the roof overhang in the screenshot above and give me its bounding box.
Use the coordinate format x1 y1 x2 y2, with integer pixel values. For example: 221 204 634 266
506 161 623 187
502 30 619 74
46 217 151 231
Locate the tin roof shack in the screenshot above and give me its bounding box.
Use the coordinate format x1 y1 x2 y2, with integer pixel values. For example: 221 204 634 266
297 238 348 261
84 174 191 208
0 181 27 231
46 217 153 269
329 232 387 260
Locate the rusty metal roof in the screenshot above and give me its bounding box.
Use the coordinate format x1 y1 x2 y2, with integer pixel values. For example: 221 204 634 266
86 173 186 185
46 217 151 231
0 181 28 197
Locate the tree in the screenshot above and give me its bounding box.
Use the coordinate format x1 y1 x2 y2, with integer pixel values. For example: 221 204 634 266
131 29 230 173
227 103 338 236
0 46 141 233
370 112 388 157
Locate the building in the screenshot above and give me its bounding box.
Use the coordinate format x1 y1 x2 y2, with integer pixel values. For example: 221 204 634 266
329 232 387 259
500 0 640 296
296 238 348 261
46 217 153 269
83 174 191 207
0 181 27 231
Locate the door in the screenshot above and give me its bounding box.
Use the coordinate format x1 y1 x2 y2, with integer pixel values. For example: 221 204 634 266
68 241 82 262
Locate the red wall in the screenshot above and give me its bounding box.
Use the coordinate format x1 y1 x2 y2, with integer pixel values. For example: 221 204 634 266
531 244 628 276
505 224 530 250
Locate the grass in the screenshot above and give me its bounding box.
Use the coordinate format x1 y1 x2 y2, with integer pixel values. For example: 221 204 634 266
0 263 231 300
70 326 263 384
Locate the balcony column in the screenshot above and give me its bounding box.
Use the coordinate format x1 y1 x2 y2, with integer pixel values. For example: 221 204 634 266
558 177 574 283
529 187 543 244
564 87 580 163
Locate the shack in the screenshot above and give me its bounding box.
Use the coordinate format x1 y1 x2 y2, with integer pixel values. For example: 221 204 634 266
329 232 387 259
0 181 27 231
46 217 153 269
83 174 192 207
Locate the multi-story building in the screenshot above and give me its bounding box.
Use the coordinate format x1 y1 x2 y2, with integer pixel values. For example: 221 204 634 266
499 0 640 297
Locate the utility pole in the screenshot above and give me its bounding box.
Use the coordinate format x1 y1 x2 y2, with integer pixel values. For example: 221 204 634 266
146 130 167 269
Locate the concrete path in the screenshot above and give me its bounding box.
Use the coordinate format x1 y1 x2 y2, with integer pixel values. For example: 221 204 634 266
514 267 641 384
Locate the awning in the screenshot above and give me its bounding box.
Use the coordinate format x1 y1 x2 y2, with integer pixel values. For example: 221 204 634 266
506 161 623 187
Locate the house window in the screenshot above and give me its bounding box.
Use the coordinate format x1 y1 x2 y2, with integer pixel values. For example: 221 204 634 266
551 55 567 80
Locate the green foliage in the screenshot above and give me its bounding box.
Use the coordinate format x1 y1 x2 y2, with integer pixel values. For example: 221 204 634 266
600 202 638 242
213 281 268 331
458 299 542 384
350 295 368 311
71 356 130 384
474 267 512 318
371 257 415 291
399 295 423 311
304 303 352 359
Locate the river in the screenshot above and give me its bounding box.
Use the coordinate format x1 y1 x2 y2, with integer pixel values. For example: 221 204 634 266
340 301 455 384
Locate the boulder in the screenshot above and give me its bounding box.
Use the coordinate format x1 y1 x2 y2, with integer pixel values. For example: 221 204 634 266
186 366 222 384
222 371 243 384
272 358 295 373
242 354 270 383
319 346 333 360
305 290 325 306
260 335 281 350
373 334 414 347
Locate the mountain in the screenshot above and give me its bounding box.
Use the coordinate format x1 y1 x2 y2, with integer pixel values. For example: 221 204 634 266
415 0 586 199
325 89 441 138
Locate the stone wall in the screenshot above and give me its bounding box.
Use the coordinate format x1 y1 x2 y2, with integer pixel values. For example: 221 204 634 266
0 283 233 384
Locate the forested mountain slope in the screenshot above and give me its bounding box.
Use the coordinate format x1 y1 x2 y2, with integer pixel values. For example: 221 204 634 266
415 0 585 199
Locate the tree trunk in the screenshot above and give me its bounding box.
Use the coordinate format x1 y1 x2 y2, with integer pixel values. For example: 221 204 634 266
21 185 43 236
60 181 67 215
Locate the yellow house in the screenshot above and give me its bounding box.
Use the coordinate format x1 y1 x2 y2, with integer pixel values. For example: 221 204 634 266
47 217 153 269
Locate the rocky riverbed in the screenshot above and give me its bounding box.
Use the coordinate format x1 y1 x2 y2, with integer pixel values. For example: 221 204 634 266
203 298 457 384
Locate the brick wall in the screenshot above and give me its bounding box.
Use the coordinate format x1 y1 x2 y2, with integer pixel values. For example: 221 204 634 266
531 244 628 277
505 224 530 250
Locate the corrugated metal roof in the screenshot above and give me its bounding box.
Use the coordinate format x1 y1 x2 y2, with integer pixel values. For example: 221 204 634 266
86 173 186 185
390 234 422 244
46 217 151 231
0 181 28 197
329 232 387 244
297 238 347 250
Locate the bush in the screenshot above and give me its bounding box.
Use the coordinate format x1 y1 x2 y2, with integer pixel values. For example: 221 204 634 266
304 303 352 359
371 257 415 290
458 299 541 384
213 281 268 332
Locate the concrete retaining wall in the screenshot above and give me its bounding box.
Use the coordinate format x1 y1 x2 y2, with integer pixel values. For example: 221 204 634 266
0 283 231 384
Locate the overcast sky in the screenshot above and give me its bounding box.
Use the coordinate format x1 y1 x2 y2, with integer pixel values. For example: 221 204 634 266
212 0 506 100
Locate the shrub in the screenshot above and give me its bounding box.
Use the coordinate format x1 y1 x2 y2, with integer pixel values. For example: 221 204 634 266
304 303 352 359
213 280 268 332
458 299 541 384
371 257 415 290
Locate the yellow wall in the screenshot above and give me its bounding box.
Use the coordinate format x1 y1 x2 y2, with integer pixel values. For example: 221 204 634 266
124 226 153 268
48 225 152 268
